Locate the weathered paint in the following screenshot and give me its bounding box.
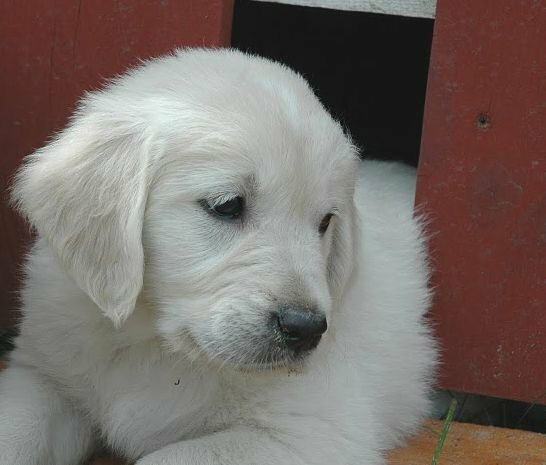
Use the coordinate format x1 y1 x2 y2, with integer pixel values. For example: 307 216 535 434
0 0 234 329
417 0 546 403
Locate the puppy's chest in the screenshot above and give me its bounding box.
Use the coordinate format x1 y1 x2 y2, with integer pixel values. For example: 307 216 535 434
89 358 236 458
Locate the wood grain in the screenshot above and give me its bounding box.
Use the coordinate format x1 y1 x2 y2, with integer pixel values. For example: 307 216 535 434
389 419 546 465
417 0 546 403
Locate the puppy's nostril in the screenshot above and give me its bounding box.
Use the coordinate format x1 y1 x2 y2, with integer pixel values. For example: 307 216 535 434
276 305 327 352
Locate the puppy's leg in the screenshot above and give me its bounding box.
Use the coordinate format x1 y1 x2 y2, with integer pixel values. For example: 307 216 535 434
0 365 95 465
135 427 384 465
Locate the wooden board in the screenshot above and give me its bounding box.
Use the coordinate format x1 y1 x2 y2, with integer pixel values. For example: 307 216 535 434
0 0 234 329
416 0 546 403
251 0 436 18
388 419 546 465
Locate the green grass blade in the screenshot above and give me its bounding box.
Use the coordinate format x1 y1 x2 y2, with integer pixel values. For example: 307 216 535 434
431 398 458 465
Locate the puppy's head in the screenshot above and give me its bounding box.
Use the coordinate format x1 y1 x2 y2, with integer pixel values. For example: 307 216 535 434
12 49 359 369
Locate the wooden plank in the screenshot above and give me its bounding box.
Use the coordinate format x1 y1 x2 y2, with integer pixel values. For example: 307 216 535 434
0 0 234 330
416 0 546 402
251 0 437 18
388 419 546 465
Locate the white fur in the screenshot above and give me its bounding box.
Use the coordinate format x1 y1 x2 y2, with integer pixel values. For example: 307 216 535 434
1 49 436 465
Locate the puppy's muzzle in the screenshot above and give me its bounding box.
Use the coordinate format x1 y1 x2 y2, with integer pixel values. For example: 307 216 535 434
274 304 327 354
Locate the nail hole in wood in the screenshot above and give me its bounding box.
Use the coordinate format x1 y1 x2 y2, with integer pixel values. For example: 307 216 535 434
477 112 491 129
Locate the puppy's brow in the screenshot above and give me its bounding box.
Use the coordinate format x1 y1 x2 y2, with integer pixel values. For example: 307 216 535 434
205 175 256 206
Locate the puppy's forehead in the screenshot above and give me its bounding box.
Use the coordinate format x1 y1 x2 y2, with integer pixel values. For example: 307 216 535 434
170 53 344 139
138 50 357 197
185 90 355 203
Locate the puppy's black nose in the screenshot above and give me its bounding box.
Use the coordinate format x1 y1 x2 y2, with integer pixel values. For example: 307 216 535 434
276 305 327 353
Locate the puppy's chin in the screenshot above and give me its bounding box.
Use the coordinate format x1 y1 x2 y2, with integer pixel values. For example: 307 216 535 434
169 330 315 373
219 356 311 376
231 358 307 375
223 348 312 374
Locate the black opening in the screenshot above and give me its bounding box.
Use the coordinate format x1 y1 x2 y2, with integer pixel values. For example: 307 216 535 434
232 0 434 166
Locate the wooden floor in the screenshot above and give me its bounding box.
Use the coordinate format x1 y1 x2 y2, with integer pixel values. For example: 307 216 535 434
388 419 546 465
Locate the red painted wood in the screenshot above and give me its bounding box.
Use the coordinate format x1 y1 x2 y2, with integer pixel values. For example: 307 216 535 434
0 0 234 329
417 0 546 403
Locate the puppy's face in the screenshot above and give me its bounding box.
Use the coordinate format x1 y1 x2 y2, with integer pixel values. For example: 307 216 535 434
145 120 357 369
141 54 358 370
13 50 358 370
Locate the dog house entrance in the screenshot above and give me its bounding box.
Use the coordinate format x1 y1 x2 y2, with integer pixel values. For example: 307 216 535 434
231 0 434 167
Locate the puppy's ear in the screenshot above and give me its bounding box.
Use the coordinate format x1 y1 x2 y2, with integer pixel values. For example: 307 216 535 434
12 103 155 327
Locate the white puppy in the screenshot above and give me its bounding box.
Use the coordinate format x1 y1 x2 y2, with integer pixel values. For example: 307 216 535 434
1 49 436 465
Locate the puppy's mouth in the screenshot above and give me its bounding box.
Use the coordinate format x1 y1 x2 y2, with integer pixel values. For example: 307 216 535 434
237 338 321 372
182 329 321 372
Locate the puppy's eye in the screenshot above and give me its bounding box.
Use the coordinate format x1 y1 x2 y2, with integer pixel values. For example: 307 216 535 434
319 213 334 235
203 196 244 220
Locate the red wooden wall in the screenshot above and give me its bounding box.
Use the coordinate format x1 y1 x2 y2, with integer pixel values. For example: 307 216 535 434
2 0 544 405
0 0 234 329
417 0 546 403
